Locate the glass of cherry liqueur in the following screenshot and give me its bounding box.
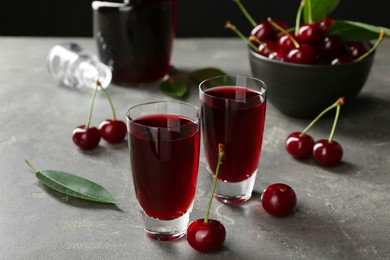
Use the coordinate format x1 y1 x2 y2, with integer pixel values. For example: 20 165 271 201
127 101 200 240
92 0 176 85
199 75 267 204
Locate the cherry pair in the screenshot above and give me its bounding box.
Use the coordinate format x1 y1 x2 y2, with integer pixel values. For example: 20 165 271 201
286 97 345 166
72 81 127 150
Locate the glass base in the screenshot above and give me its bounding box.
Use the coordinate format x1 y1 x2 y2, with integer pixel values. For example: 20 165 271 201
207 165 257 204
141 204 192 241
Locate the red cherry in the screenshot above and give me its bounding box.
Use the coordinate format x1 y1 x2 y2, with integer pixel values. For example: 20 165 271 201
298 23 324 44
318 16 335 31
286 132 315 159
99 119 127 143
273 20 289 33
313 139 343 166
251 20 287 42
286 44 317 64
261 183 297 217
257 40 278 57
277 33 297 50
331 54 353 65
269 48 288 61
318 35 345 61
187 219 226 253
72 125 101 150
251 21 276 41
347 42 370 59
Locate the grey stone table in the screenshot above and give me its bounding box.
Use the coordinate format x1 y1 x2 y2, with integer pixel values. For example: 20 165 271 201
1 37 389 260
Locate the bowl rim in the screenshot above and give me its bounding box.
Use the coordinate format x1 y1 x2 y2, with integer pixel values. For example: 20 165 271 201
248 47 375 68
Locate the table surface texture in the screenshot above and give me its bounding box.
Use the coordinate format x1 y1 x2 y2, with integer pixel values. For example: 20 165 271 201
1 37 389 260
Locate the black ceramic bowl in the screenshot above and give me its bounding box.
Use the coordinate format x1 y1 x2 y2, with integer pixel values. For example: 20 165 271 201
248 49 375 118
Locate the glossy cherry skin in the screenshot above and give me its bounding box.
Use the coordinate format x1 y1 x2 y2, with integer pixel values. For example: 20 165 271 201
347 42 370 59
277 33 297 50
318 16 335 31
72 125 101 150
298 23 324 44
286 44 317 64
286 132 315 159
272 20 289 33
313 139 343 166
261 183 297 217
187 219 226 253
331 54 353 65
251 20 287 41
318 35 345 61
258 40 278 57
99 119 127 143
269 48 288 61
251 21 276 41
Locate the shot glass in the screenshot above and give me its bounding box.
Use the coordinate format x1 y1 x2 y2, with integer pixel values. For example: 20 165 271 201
199 75 267 204
127 101 200 240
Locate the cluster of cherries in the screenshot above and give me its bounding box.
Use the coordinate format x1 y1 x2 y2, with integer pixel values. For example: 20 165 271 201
249 18 372 65
187 145 297 253
72 80 127 150
192 1 356 253
286 97 345 166
228 0 383 65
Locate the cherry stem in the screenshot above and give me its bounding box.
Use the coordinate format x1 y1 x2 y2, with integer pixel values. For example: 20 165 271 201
307 0 313 24
96 80 117 121
295 0 305 36
268 17 300 48
299 97 345 137
204 144 225 224
328 104 341 143
85 83 99 128
249 36 275 58
354 29 384 62
225 21 258 52
24 159 39 174
233 0 257 27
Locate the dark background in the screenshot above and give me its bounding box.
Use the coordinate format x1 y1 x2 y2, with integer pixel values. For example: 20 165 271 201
1 0 389 38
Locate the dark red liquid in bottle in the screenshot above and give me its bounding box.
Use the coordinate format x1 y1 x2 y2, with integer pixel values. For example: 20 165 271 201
93 0 175 85
129 114 200 220
201 86 266 182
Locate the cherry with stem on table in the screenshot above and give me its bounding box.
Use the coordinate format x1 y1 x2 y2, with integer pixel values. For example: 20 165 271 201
187 144 226 253
96 80 127 143
72 83 101 150
312 98 345 166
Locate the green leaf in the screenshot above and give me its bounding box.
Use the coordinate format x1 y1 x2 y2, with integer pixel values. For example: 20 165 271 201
37 170 117 203
25 160 116 204
327 20 390 41
188 67 229 86
303 0 340 23
160 75 188 98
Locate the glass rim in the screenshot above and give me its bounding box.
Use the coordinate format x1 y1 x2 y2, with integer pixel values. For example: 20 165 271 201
199 75 267 101
126 100 200 129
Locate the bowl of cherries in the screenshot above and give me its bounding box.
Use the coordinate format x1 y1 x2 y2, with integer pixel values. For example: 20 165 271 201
228 0 389 118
